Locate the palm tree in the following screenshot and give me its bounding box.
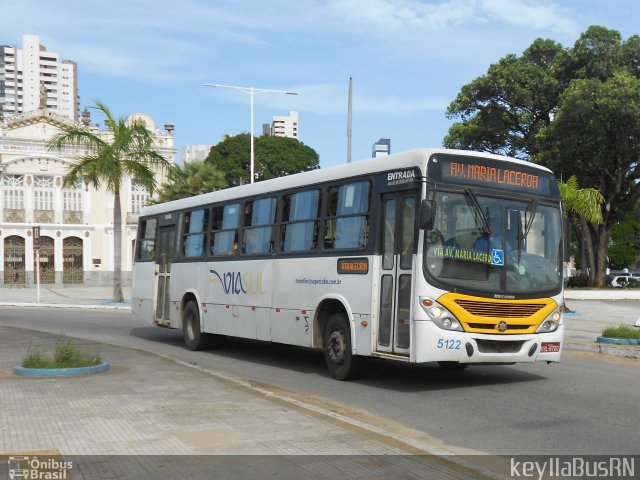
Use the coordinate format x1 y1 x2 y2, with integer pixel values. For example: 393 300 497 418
558 175 604 224
48 101 171 302
152 159 227 203
558 175 605 287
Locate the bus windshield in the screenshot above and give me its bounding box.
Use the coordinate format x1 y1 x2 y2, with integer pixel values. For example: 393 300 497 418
424 189 563 296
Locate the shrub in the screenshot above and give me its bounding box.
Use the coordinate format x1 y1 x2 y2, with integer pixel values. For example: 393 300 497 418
601 325 640 340
22 337 101 369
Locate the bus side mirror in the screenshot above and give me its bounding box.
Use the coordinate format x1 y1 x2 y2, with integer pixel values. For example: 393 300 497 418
419 199 434 230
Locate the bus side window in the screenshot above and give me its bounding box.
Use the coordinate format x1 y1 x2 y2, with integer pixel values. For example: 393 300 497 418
281 189 320 253
211 204 240 256
137 217 157 261
243 197 277 255
182 209 208 258
325 181 370 250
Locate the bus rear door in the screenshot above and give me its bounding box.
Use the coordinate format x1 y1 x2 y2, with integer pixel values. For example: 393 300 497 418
154 223 175 326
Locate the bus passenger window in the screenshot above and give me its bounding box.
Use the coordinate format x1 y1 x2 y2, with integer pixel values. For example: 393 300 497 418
211 204 240 256
182 209 208 257
281 189 320 253
137 217 157 261
243 197 277 255
325 181 370 250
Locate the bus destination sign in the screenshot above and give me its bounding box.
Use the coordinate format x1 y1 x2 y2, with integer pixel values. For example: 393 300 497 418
431 155 556 197
448 161 540 191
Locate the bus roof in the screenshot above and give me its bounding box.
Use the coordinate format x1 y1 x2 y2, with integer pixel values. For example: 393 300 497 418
140 148 554 216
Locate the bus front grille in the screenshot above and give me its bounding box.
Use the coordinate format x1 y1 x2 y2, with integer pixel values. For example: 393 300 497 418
437 293 558 335
468 323 531 331
454 300 546 318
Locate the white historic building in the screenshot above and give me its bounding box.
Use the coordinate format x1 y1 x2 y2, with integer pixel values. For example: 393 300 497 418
0 107 174 287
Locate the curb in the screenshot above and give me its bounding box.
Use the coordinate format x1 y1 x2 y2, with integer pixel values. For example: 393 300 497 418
596 336 640 346
13 361 111 376
0 302 130 310
565 340 640 359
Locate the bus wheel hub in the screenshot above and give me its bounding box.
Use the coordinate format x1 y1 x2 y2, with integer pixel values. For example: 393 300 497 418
328 331 346 363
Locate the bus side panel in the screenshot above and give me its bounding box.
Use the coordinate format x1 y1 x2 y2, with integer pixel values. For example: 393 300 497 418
131 261 157 320
271 257 374 353
171 263 208 329
270 257 324 347
202 260 274 340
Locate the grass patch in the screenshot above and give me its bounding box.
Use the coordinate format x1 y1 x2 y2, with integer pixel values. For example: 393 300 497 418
22 336 101 369
601 325 640 340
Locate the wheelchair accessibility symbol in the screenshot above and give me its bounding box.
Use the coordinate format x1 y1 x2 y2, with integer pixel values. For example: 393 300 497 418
491 249 504 266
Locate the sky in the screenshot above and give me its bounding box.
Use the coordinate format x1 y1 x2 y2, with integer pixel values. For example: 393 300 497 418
1 0 639 168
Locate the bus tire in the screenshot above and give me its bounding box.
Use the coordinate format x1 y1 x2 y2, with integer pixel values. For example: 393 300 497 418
437 361 468 370
182 301 212 351
324 313 361 381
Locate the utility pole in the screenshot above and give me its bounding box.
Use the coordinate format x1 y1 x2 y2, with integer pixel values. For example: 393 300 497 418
347 76 353 163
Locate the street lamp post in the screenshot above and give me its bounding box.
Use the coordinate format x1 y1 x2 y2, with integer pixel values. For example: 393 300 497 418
204 83 298 184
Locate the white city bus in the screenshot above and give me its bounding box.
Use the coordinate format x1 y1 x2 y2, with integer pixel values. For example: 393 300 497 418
132 148 565 380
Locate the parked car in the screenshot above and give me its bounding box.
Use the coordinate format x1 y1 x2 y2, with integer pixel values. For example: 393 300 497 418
609 275 640 288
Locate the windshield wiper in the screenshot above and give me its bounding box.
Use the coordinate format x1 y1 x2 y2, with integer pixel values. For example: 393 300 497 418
524 199 538 238
516 199 538 263
464 188 491 235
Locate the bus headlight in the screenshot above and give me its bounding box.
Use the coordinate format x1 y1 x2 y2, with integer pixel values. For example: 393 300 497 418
419 297 464 332
536 310 561 333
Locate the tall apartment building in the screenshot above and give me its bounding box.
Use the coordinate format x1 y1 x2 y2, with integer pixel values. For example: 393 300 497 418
179 144 213 164
0 34 78 121
268 111 298 139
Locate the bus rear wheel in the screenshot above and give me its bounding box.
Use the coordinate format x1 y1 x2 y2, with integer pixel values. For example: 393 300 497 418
182 301 212 351
324 313 361 381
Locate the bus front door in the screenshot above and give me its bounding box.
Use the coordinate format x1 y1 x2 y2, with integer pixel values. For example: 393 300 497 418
376 192 417 356
154 225 175 326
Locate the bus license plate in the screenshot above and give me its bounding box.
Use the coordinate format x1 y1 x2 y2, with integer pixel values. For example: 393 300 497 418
541 342 561 353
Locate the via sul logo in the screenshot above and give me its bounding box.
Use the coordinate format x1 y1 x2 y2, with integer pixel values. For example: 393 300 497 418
210 269 266 295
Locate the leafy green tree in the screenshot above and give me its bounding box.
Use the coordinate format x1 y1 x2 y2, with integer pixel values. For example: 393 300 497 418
608 221 640 270
445 26 640 286
153 160 227 203
444 38 563 159
537 70 640 285
48 101 171 302
206 133 319 186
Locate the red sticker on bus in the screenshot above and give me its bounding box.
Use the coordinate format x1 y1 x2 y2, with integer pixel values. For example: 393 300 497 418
540 342 561 353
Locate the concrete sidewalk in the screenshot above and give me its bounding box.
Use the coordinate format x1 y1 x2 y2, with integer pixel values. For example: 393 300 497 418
0 285 132 309
0 326 494 479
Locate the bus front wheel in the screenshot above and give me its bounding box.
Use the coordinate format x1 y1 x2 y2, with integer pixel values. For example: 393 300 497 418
182 301 212 351
324 313 361 381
